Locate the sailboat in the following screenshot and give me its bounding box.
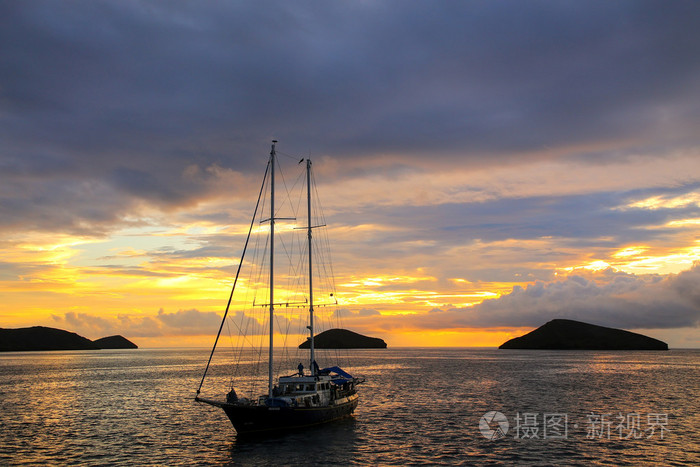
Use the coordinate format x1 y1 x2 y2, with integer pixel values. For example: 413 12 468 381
195 141 363 435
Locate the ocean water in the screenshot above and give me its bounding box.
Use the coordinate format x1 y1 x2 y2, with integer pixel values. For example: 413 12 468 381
0 348 698 466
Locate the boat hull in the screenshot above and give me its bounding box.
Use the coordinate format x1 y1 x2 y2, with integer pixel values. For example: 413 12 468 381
221 393 359 435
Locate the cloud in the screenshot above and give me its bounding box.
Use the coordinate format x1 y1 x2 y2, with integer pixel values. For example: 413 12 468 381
3 2 700 348
2 1 700 236
155 308 222 333
439 264 700 329
46 306 310 341
335 308 381 318
49 308 254 339
51 311 164 338
343 264 700 337
327 181 700 286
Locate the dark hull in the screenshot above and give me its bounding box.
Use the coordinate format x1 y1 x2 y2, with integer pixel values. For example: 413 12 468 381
221 394 359 435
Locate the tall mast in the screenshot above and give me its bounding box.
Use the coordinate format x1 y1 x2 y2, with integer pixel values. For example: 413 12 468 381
268 140 276 397
306 159 315 373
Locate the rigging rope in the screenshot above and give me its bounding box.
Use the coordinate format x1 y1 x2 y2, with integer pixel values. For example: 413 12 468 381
195 160 271 397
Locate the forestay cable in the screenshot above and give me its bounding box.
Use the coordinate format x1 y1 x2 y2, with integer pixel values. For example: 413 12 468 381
195 161 270 397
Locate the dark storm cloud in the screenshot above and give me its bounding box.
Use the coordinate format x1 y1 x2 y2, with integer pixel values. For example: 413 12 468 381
2 1 700 234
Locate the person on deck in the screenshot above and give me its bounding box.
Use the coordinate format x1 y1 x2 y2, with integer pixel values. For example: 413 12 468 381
298 362 304 376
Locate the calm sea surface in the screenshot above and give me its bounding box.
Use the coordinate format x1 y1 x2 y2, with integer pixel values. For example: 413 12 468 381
1 348 698 466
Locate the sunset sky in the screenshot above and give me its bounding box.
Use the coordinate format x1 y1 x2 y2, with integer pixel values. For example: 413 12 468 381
1 1 699 348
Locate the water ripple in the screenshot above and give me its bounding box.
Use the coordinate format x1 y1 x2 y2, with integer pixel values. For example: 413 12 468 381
0 348 698 465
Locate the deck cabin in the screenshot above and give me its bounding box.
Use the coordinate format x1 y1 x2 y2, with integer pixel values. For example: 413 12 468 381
261 369 359 408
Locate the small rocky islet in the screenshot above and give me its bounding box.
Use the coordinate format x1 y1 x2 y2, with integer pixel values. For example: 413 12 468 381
0 326 137 351
299 328 387 349
499 319 668 350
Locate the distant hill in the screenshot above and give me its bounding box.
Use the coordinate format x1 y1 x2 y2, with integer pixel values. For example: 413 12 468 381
93 335 138 349
499 319 668 350
0 326 138 351
299 328 387 349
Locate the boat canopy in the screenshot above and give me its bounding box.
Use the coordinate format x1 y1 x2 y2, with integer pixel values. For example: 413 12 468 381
320 366 354 382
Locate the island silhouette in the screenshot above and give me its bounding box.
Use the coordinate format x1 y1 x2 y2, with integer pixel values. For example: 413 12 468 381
0 326 137 351
299 328 387 349
499 319 668 350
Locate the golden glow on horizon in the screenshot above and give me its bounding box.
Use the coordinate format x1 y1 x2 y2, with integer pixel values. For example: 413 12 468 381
377 328 532 347
2 156 699 348
3 218 698 341
126 328 529 348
